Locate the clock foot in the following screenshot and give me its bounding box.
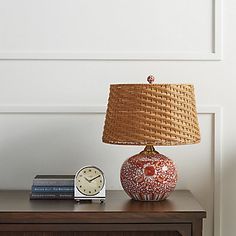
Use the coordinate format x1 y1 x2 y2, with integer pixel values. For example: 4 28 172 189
75 198 105 204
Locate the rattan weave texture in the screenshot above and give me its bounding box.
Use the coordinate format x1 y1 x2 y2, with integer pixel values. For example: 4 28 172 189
102 84 200 146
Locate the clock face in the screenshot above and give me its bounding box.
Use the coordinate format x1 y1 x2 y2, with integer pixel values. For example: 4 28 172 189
76 166 105 196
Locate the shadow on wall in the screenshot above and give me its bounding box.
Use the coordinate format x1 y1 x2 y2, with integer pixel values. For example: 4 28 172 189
222 151 236 230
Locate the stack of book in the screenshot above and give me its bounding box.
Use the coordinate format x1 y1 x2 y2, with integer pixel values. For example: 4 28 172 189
30 175 74 200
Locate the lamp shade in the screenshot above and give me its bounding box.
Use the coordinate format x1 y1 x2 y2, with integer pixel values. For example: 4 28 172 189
102 83 200 146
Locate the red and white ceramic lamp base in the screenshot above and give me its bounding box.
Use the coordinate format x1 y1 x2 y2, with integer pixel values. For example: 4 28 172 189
120 145 177 201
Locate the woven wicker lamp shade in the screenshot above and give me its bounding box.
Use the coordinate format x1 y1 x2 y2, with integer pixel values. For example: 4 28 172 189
102 84 200 146
102 77 201 201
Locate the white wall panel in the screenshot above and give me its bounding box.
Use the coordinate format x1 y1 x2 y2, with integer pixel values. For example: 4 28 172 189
0 106 221 236
0 0 221 60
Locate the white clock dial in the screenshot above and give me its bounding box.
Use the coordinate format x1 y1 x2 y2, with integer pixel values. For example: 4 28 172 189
76 166 105 196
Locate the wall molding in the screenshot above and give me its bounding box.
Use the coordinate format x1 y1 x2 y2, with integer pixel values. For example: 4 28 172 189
0 105 222 236
198 106 222 236
0 0 222 61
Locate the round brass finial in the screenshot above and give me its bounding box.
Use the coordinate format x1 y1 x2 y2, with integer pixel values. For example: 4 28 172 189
147 75 155 84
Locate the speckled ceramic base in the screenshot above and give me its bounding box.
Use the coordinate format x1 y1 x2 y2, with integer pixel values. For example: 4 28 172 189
120 146 177 201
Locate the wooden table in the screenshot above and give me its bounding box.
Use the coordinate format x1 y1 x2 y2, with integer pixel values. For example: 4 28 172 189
0 190 206 236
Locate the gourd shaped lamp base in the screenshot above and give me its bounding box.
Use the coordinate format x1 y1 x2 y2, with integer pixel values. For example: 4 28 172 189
120 145 177 201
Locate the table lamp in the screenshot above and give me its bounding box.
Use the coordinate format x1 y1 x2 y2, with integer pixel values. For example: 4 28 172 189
102 76 200 201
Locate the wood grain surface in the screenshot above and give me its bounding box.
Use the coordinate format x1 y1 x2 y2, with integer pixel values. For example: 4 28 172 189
0 190 206 236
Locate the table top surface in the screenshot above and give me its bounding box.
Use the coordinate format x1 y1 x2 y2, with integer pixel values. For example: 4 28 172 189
0 190 205 215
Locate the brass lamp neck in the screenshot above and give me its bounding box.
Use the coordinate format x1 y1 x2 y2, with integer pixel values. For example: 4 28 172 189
140 145 159 155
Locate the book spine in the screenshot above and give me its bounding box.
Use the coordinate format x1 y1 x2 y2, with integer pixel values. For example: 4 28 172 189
31 186 74 192
33 180 74 186
30 192 74 200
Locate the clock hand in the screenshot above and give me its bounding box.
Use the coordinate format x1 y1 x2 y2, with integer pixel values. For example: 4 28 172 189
84 177 91 183
89 175 101 182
